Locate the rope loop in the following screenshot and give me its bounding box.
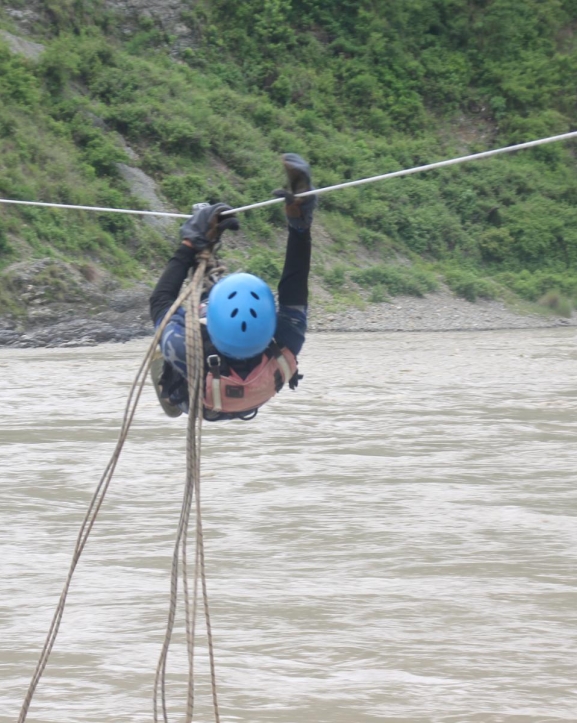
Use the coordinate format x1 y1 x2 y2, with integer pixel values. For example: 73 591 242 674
19 249 221 723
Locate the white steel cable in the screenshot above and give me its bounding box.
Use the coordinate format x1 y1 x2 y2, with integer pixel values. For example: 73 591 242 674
0 199 190 218
224 130 577 213
0 131 576 219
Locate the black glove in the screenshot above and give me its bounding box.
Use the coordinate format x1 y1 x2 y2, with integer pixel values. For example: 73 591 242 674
273 153 317 231
180 202 239 250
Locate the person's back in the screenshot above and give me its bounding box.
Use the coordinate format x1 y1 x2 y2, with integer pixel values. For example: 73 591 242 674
149 154 316 421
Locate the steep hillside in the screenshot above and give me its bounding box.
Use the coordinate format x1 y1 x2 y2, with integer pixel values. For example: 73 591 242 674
1 0 577 337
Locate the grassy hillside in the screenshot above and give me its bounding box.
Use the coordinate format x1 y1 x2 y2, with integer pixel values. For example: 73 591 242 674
1 0 577 317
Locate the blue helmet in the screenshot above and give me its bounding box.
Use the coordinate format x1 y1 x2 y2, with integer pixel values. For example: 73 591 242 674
206 273 277 359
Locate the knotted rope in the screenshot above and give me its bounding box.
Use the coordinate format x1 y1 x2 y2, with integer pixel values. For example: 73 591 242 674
18 250 220 723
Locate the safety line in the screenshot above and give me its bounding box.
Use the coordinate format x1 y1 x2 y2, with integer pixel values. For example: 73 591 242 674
1 130 576 219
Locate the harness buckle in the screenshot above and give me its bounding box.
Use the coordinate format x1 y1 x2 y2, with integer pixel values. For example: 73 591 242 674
207 354 221 369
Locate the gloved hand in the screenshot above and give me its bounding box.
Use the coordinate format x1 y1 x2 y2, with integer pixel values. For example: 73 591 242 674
180 202 239 250
273 153 317 231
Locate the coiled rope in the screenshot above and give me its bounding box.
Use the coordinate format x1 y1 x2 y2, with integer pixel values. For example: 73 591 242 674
0 131 576 219
18 250 221 723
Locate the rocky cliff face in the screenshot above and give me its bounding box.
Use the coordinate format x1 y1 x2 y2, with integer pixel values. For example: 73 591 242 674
103 0 189 32
2 0 195 50
102 0 195 52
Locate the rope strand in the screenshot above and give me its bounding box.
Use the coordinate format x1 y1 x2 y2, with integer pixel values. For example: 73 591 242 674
20 252 220 723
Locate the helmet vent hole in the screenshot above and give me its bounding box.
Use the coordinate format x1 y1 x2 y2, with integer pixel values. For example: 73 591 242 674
241 322 247 332
251 291 260 300
228 291 237 299
231 308 239 318
250 308 257 318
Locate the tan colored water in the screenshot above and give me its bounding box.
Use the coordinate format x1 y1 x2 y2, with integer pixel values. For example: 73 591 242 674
1 329 577 723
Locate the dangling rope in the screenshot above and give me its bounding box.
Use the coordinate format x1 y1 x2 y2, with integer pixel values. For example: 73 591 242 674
152 250 221 723
18 250 221 723
0 130 576 219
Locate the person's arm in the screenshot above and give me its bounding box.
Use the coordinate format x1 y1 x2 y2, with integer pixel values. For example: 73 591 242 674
149 241 197 326
149 203 239 326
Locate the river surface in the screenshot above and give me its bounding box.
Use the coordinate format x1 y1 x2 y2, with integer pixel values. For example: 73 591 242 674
1 329 576 723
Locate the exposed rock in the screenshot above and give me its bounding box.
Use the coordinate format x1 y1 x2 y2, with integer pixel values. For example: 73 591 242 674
0 29 44 59
116 163 179 235
2 1 195 54
0 6 44 36
102 0 194 51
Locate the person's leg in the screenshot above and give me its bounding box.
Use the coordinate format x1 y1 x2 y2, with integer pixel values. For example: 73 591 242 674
277 227 312 310
275 226 311 355
158 310 188 378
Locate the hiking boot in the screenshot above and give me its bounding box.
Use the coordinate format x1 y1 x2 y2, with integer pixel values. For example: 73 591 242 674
150 349 183 418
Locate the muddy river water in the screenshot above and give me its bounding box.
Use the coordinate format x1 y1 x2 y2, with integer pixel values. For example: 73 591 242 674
1 329 576 722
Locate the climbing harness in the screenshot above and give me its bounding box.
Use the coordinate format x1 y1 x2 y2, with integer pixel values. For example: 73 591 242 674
152 330 299 419
18 250 221 723
204 342 298 414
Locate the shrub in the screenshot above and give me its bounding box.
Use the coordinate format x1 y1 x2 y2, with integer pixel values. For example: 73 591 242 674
538 291 572 318
444 270 498 302
246 249 282 285
358 228 387 250
497 270 577 302
369 285 387 303
352 265 437 297
0 220 13 257
322 265 346 289
161 174 209 210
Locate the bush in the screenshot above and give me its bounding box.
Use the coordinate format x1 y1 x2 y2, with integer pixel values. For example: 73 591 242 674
3 1 577 303
161 174 209 210
496 270 577 302
444 270 498 302
322 265 346 289
245 249 282 285
538 291 572 318
352 265 437 297
0 220 13 257
369 285 388 303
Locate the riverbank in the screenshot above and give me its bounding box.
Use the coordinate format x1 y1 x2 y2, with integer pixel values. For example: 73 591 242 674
308 288 576 333
0 286 573 348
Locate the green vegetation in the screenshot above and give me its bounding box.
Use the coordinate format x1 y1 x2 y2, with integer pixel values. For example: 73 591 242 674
538 290 573 317
352 264 438 297
1 0 577 312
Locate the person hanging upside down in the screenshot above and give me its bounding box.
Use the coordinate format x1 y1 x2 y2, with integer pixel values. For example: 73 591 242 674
149 153 316 421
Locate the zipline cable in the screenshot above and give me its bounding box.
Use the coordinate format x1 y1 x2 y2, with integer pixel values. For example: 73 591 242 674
222 130 577 214
1 130 576 219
